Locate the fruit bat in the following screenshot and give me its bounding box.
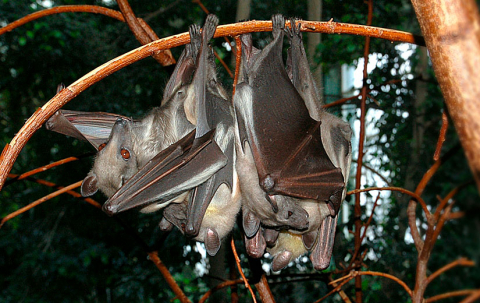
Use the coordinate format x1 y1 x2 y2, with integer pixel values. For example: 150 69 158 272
45 29 199 224
101 15 240 256
233 15 350 270
264 19 352 271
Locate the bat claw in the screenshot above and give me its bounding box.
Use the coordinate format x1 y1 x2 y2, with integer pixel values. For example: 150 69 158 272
102 202 118 217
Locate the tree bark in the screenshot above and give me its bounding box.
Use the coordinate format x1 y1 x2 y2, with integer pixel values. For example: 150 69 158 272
410 0 480 191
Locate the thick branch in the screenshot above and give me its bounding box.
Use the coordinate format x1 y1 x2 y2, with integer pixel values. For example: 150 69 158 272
411 0 480 190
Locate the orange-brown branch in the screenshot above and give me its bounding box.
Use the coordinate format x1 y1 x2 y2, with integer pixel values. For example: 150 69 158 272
230 238 257 302
148 251 192 303
0 180 83 228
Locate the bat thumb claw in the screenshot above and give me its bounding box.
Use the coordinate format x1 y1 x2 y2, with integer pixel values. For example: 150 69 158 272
102 202 118 216
185 223 199 237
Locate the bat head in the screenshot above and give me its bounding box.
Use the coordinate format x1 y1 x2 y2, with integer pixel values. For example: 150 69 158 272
81 118 139 198
270 195 310 231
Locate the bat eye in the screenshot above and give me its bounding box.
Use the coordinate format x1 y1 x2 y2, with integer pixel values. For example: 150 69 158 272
98 143 107 151
120 148 130 160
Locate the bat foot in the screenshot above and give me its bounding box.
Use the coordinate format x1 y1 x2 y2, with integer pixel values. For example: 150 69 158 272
205 228 221 256
271 14 285 33
271 250 292 271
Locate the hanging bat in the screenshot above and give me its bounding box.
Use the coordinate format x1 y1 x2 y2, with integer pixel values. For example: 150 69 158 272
265 18 353 271
102 15 240 256
233 15 348 270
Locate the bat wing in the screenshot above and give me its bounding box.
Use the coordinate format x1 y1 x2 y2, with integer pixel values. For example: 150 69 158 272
236 15 344 213
102 128 228 215
286 19 352 270
184 14 235 237
45 109 132 150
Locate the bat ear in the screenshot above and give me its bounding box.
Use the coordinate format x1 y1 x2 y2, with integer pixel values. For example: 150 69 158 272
263 228 279 247
302 230 318 250
243 210 260 237
271 250 293 271
244 230 266 258
81 173 98 197
205 228 221 256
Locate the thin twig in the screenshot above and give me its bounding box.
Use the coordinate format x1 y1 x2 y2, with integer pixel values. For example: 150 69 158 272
426 258 475 285
426 290 479 303
6 173 101 209
5 156 82 184
230 238 257 302
360 194 381 243
459 290 480 303
433 111 448 161
232 35 242 96
434 181 473 221
314 273 355 303
353 2 373 301
0 180 83 228
199 279 244 303
348 187 429 215
328 275 353 303
148 251 192 303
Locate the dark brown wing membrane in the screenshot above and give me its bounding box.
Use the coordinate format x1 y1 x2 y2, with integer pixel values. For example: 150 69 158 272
102 129 228 215
236 15 344 212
